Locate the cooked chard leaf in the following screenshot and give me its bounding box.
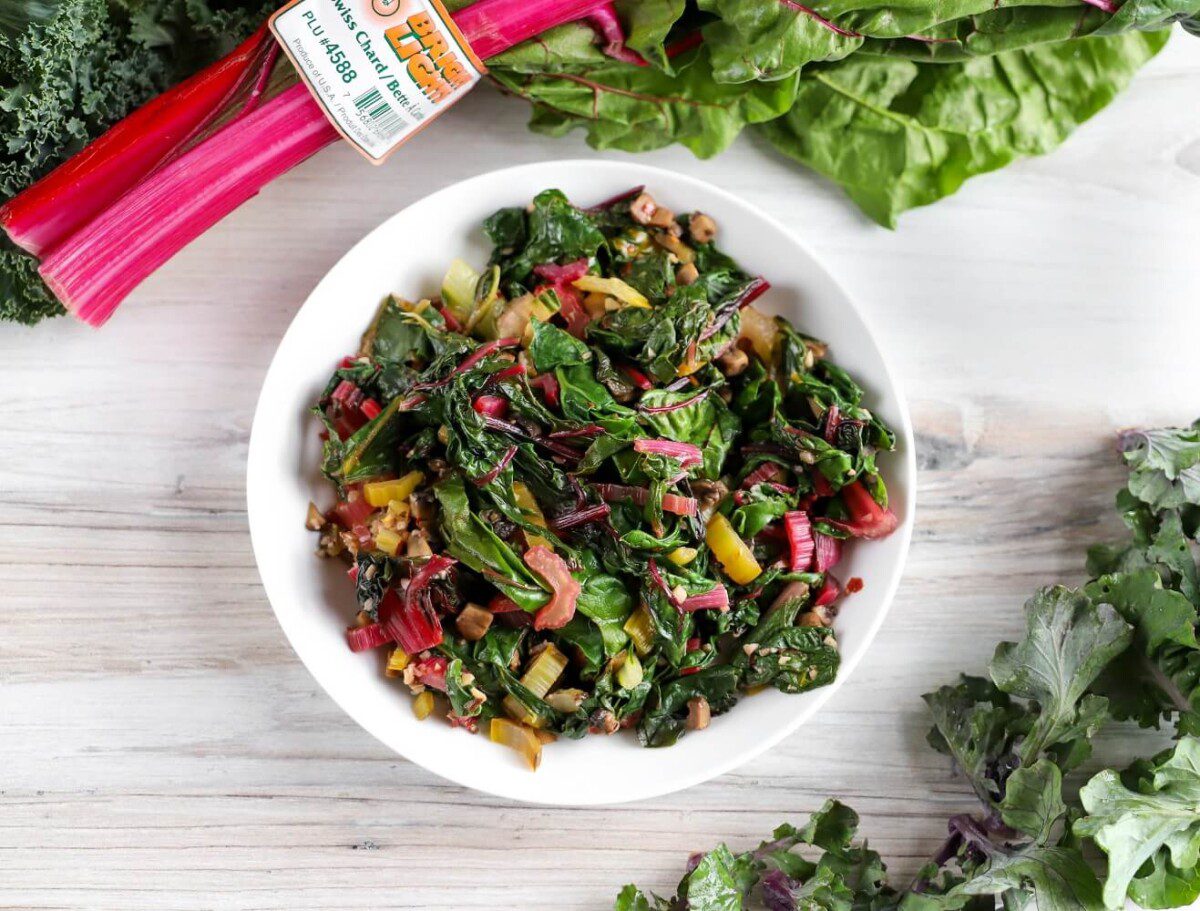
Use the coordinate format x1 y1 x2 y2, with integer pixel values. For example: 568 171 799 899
737 624 840 694
639 666 740 748
488 188 606 285
529 318 592 371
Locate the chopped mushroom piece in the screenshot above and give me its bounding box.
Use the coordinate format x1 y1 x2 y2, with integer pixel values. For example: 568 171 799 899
687 696 711 730
689 212 717 243
589 708 620 734
717 346 749 376
630 192 657 225
648 205 676 229
652 231 695 264
455 603 494 641
691 479 729 523
316 527 344 557
800 605 834 627
494 293 535 341
675 262 699 286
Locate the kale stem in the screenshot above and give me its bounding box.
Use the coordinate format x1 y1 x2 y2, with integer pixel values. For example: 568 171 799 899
1144 653 1193 714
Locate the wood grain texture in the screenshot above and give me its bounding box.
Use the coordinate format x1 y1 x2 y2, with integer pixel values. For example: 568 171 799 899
2 37 1199 910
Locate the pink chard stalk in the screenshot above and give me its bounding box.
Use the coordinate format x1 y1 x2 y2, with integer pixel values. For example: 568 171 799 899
0 0 631 327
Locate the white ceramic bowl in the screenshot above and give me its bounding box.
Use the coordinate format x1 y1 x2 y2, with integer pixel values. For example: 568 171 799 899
247 159 915 806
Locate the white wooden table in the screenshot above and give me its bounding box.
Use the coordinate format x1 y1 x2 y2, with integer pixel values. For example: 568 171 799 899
2 38 1199 910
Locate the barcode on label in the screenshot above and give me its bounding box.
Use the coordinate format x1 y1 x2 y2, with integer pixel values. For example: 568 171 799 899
353 88 405 139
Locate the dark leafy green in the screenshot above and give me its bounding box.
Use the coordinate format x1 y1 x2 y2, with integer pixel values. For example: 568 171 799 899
312 186 897 753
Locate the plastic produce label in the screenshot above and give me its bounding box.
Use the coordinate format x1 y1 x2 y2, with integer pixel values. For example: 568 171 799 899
270 0 483 163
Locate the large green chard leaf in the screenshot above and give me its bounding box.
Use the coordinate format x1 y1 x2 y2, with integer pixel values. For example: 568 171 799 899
755 31 1168 227
489 44 800 159
1096 0 1200 34
990 586 1132 766
857 0 1193 63
1076 737 1200 909
1119 421 1200 512
614 0 687 72
697 0 863 84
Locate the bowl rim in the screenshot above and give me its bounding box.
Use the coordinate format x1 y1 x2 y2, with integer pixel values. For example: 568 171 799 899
247 158 916 805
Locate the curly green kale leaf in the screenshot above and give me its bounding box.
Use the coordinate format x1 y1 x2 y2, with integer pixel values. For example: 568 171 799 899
999 759 1070 846
1076 737 1200 909
1119 421 1200 513
990 586 1132 768
924 675 1030 805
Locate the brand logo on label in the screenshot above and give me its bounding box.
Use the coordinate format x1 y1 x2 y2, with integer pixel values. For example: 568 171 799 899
385 12 469 102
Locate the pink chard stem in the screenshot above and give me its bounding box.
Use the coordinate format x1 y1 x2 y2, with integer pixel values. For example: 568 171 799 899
40 84 339 326
18 0 624 326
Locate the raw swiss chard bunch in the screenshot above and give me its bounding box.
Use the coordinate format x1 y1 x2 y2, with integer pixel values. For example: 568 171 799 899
2 0 1196 325
616 419 1200 911
483 0 1196 227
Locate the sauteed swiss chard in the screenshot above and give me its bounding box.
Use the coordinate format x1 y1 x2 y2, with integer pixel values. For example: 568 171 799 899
307 187 898 769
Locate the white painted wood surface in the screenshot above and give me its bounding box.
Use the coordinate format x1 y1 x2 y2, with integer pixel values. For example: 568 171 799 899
2 37 1199 911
